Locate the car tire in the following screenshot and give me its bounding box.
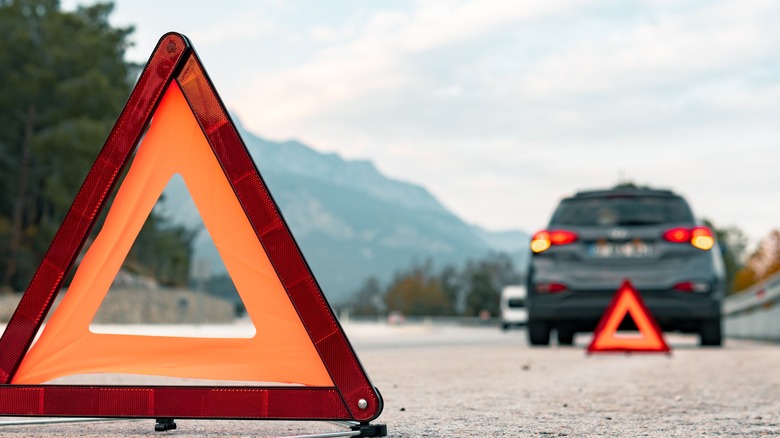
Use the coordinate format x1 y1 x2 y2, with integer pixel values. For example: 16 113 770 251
557 328 575 346
501 323 510 331
528 321 551 346
699 319 722 347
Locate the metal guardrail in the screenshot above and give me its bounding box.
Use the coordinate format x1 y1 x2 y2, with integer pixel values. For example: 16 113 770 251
723 271 780 341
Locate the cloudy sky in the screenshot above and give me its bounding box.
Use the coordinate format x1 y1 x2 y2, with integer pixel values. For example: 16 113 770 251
65 0 780 244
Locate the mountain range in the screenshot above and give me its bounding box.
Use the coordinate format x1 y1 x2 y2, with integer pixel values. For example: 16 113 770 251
157 118 530 304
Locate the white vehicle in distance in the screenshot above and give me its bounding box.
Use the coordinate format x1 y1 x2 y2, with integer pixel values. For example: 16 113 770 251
500 285 528 330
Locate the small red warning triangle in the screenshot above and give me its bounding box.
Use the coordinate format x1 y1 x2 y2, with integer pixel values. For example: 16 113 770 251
0 33 383 423
586 280 670 354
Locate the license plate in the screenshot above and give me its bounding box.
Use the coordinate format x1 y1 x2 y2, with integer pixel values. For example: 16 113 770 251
590 240 654 258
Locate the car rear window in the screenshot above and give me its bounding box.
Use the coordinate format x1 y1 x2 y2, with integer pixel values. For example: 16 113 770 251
507 298 525 308
550 196 694 227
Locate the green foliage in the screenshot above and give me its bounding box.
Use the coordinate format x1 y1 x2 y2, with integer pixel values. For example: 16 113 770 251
462 253 520 317
351 276 384 316
124 213 198 287
438 265 463 313
703 219 749 294
0 1 192 291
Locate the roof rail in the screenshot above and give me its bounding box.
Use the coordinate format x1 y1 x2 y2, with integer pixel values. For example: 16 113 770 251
573 187 676 198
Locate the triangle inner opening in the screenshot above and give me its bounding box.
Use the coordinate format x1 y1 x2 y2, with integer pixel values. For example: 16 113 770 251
616 311 639 333
89 173 253 338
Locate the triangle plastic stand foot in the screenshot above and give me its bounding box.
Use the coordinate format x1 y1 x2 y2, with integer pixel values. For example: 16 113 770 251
351 423 388 437
154 418 176 432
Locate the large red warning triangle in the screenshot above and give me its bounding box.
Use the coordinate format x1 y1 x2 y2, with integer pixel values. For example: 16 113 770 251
0 33 383 422
586 280 671 354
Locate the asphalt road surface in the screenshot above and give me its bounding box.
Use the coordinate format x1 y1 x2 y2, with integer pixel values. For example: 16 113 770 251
1 322 779 437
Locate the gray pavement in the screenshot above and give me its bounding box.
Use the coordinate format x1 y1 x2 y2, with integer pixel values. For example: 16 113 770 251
1 324 779 437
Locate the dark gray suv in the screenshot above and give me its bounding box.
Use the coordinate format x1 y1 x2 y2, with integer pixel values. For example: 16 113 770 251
526 187 725 347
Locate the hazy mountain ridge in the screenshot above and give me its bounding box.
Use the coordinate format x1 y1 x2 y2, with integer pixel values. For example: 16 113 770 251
471 227 531 253
160 118 529 303
244 136 451 215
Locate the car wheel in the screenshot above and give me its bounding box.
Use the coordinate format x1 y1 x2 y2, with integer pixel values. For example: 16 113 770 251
501 323 510 331
699 319 722 347
528 321 551 346
557 328 575 346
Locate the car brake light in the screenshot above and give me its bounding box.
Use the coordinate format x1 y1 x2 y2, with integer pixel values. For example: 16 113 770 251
550 230 577 245
662 226 714 250
690 227 715 250
673 281 710 293
535 283 567 293
530 230 577 253
662 227 691 243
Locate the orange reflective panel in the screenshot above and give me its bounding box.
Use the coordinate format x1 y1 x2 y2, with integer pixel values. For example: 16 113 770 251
12 83 333 386
586 281 670 354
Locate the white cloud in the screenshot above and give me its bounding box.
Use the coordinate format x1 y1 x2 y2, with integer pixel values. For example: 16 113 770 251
308 25 354 44
232 0 599 135
709 83 780 113
196 16 277 46
68 0 780 243
392 1 586 53
518 7 780 100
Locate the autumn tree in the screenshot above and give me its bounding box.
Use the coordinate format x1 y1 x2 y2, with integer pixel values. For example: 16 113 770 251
733 230 780 292
384 261 451 316
732 268 759 293
350 253 521 317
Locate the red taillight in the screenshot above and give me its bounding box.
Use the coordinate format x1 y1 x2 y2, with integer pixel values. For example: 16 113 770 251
663 227 691 243
662 226 714 250
550 230 577 245
673 282 695 292
535 283 568 293
531 230 578 253
673 281 710 293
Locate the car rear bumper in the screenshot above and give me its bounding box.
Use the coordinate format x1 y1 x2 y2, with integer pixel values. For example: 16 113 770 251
528 290 721 332
501 309 528 324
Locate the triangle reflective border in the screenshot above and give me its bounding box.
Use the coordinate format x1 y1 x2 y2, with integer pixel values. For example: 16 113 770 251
586 280 671 354
0 32 383 423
